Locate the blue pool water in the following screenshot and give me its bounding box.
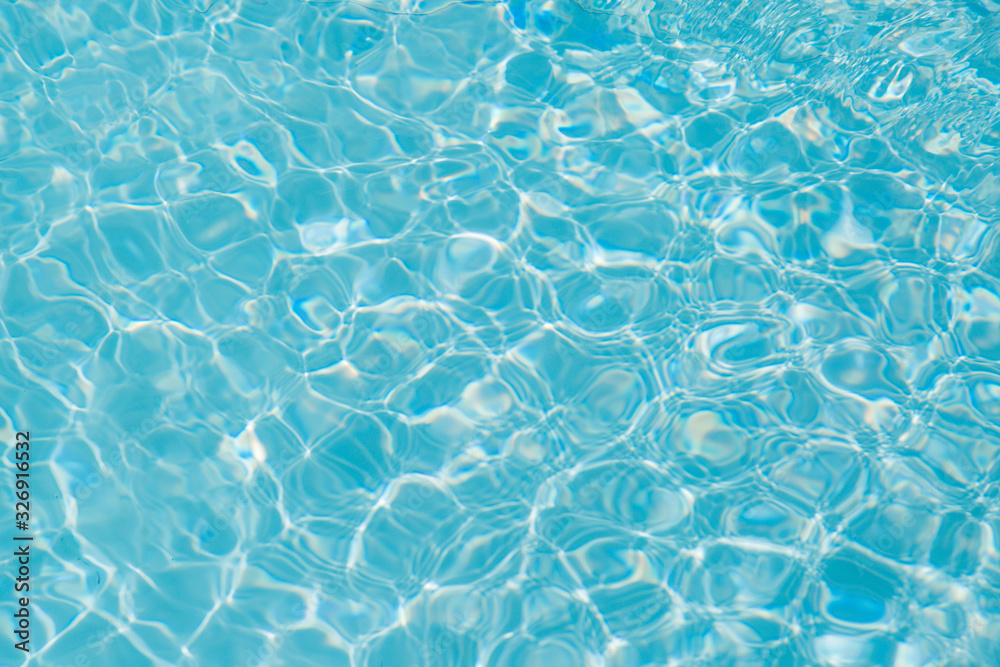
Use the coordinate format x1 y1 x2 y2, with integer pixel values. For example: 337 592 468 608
1 0 1000 665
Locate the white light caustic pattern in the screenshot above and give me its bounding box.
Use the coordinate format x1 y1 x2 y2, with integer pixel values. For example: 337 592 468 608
4 0 1000 665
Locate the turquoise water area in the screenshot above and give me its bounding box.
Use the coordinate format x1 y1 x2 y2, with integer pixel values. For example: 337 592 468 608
1 0 1000 664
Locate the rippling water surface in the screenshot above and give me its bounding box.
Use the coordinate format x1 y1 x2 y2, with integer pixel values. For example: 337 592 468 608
2 0 1000 665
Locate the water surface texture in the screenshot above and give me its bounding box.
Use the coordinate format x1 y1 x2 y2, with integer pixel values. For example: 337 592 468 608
1 0 1000 665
